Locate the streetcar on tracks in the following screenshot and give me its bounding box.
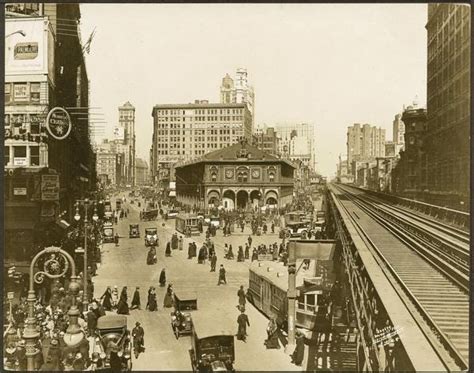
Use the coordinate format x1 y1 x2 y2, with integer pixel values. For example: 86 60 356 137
176 214 201 236
247 261 333 333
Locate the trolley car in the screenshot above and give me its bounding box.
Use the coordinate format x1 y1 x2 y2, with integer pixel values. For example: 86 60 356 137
247 261 333 332
176 214 201 236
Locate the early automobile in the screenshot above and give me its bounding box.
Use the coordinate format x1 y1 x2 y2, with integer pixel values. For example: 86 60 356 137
129 224 140 238
94 315 132 371
285 222 311 238
170 291 198 339
190 315 235 372
141 209 159 221
103 224 115 244
144 228 159 247
166 209 179 219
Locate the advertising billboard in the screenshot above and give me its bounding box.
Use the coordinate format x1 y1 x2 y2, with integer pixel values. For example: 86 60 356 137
114 126 125 141
5 17 54 79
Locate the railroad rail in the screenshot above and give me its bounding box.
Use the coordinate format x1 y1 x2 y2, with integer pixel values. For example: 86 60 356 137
336 183 469 290
330 184 469 370
345 185 470 229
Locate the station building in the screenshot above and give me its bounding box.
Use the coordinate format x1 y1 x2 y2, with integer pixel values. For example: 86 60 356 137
175 140 295 210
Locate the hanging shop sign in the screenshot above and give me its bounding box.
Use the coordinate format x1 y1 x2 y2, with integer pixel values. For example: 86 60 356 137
45 107 72 140
41 174 60 201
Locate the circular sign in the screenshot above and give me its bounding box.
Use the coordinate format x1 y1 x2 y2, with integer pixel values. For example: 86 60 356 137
46 107 72 140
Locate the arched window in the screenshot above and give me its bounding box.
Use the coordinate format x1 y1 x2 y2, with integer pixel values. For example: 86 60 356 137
269 172 275 182
237 171 248 183
211 172 217 182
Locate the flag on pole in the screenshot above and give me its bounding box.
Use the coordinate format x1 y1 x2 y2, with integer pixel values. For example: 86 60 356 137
82 27 96 54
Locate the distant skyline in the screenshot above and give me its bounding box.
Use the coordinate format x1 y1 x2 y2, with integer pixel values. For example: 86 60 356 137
80 3 427 177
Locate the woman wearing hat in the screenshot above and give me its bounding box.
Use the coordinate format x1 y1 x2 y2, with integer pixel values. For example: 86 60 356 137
116 287 130 315
72 352 85 371
111 286 119 309
146 287 158 312
100 286 113 311
163 284 174 308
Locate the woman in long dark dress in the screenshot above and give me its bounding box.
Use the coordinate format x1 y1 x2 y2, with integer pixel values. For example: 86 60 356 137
147 247 157 265
116 287 130 315
291 331 305 366
237 246 244 262
147 287 158 311
165 242 172 257
100 287 113 311
163 284 174 308
159 269 167 287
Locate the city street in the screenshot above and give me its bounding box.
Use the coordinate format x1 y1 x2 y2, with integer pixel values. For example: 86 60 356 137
94 194 303 371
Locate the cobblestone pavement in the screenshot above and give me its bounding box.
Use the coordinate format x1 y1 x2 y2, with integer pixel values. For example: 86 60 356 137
93 195 305 371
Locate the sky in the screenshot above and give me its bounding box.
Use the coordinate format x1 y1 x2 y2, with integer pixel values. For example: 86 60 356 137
79 3 427 177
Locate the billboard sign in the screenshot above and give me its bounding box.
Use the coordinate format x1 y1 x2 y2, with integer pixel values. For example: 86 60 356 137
5 17 51 76
41 174 59 201
114 126 125 140
46 107 72 140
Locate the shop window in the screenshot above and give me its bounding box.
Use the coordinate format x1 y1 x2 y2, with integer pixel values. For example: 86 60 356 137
5 146 10 166
30 83 41 103
14 146 27 158
13 83 28 102
30 114 41 134
4 114 11 131
5 83 11 103
30 146 39 166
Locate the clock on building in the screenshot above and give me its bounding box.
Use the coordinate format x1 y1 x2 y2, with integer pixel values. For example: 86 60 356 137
251 169 260 178
225 169 234 179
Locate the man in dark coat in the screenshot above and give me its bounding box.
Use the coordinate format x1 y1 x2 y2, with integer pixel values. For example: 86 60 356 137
217 265 227 285
236 310 250 342
165 241 172 257
86 306 98 336
210 254 217 272
131 287 141 310
132 321 145 353
248 235 252 246
188 243 194 259
237 285 246 310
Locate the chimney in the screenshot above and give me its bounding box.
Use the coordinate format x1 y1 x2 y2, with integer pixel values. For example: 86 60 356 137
194 100 200 104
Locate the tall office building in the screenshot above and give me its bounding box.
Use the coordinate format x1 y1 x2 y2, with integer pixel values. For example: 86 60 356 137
424 4 470 209
347 123 386 170
393 113 405 146
274 123 316 171
117 101 136 186
220 68 255 131
150 100 253 192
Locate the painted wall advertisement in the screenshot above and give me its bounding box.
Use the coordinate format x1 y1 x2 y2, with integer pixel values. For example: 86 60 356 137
5 17 52 77
41 174 60 201
114 126 125 141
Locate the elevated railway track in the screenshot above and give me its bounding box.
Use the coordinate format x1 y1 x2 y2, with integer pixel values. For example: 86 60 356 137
329 183 469 371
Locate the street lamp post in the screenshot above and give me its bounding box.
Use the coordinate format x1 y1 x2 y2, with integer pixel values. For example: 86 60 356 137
23 246 83 371
75 199 99 313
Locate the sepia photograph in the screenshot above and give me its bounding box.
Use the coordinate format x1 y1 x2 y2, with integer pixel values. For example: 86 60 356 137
3 2 471 372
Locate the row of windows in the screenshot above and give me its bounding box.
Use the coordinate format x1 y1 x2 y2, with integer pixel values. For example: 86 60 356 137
155 129 238 136
5 82 43 104
4 113 43 135
156 108 244 116
4 145 41 166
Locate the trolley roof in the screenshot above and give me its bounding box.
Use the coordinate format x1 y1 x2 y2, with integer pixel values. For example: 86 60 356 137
174 290 198 302
249 261 288 289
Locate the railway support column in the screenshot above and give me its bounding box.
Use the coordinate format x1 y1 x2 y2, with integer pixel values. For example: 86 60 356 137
284 262 297 354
